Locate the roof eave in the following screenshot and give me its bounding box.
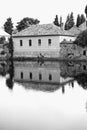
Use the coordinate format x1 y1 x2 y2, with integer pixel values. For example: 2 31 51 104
12 34 75 38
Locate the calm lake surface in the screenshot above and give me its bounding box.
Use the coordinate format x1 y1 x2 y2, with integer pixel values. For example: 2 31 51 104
0 60 87 130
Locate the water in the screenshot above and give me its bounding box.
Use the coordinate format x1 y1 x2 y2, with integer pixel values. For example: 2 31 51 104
0 60 87 130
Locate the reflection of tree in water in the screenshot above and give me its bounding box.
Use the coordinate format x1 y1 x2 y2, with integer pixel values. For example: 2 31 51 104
74 73 87 89
6 59 14 90
0 64 6 76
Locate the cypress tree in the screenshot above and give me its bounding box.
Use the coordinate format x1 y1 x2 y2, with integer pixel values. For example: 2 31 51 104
65 12 74 30
64 14 70 30
76 14 81 27
81 14 86 24
53 15 60 26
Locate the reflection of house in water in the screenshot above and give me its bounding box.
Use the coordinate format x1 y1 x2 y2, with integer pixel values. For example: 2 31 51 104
60 61 87 78
14 61 74 93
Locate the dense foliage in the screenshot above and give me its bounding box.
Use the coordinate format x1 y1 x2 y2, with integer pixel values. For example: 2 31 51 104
74 29 87 47
76 14 86 27
74 73 87 89
0 36 6 44
64 12 75 30
4 17 13 35
85 5 87 17
16 17 40 31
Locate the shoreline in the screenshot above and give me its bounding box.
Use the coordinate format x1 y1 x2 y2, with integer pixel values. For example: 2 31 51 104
12 57 87 62
0 56 87 62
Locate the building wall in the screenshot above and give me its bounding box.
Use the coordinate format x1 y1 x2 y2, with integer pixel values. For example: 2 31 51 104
13 35 75 58
13 36 60 57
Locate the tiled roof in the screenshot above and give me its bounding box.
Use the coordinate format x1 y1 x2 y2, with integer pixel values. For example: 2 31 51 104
79 21 87 31
12 24 75 37
68 25 81 36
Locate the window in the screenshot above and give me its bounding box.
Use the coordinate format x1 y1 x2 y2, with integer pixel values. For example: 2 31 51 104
39 73 42 80
49 74 52 81
38 39 41 46
20 72 23 79
83 50 86 56
29 40 32 46
48 39 51 46
20 40 23 46
30 72 32 80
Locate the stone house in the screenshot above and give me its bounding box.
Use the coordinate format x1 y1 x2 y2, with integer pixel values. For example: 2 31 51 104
60 39 87 59
60 22 87 59
12 24 75 58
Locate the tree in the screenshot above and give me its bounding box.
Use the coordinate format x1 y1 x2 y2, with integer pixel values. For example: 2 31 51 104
8 36 14 58
6 59 14 90
4 17 13 35
85 5 87 18
74 29 87 47
85 5 87 27
81 14 86 24
65 12 75 30
76 14 81 27
0 36 6 44
76 14 86 27
64 14 70 30
68 12 75 29
74 73 87 89
53 15 60 26
16 17 40 31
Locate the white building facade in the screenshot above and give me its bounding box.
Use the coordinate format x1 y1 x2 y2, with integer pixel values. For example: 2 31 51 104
13 24 75 58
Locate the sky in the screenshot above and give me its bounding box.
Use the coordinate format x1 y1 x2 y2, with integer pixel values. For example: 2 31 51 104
0 0 87 28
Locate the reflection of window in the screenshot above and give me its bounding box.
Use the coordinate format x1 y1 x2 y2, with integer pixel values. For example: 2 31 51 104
29 40 32 46
83 65 86 70
38 39 41 46
48 39 51 46
63 39 66 41
20 72 23 79
49 74 52 81
39 73 42 80
83 50 86 55
30 72 32 80
20 40 23 46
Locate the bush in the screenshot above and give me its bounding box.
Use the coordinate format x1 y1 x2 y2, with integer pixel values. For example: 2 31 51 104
1 51 5 55
74 29 87 47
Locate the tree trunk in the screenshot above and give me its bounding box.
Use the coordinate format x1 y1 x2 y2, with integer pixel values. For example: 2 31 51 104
86 14 87 28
